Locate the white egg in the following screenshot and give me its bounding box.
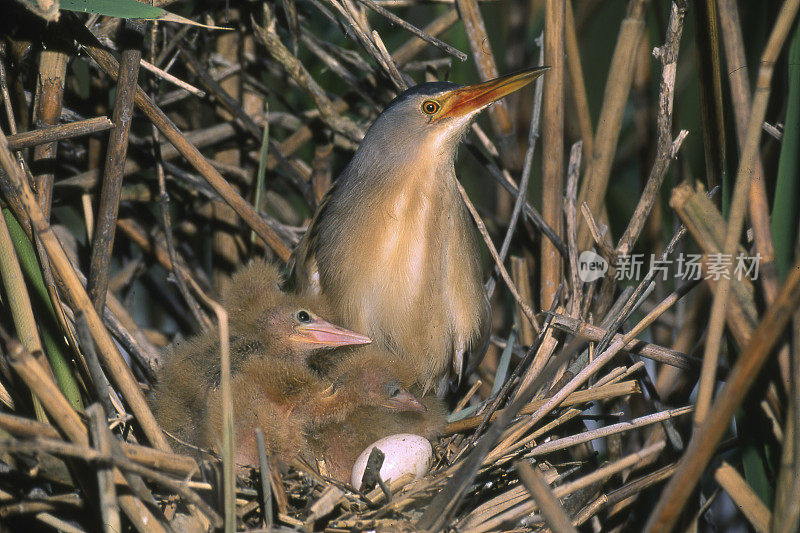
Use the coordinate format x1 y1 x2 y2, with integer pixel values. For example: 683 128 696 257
351 433 432 490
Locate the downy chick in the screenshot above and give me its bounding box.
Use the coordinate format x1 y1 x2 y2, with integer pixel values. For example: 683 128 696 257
151 259 371 450
202 349 426 467
307 395 447 483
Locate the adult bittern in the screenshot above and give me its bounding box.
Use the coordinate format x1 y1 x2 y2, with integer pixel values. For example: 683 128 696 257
292 67 549 393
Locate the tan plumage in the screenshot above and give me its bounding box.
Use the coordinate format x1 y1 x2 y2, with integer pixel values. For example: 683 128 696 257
307 396 447 482
292 69 548 393
202 349 426 467
150 259 423 469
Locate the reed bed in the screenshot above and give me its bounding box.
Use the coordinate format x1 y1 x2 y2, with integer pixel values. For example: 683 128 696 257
0 0 798 531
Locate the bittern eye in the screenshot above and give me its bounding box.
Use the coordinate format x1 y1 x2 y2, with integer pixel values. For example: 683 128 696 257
421 100 440 114
296 310 311 322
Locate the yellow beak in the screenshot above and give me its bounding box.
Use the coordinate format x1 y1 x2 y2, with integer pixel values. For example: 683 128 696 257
435 66 550 122
292 318 372 347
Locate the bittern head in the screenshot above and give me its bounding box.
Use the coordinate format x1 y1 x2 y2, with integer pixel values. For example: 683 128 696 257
358 67 549 167
257 304 372 360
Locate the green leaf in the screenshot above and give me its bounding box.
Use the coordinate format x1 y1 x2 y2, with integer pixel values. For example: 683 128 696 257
772 20 800 281
3 209 84 411
58 0 229 29
491 326 516 397
60 0 161 18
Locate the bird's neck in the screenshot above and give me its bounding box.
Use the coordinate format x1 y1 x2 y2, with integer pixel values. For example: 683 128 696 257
348 138 460 206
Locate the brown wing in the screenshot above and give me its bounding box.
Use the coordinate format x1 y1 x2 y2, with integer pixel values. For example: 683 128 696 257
287 181 339 295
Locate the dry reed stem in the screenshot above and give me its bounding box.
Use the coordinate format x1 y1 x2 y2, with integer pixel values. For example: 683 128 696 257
507 279 696 445
31 47 68 218
417 334 566 529
31 513 86 533
76 315 116 417
256 6 366 142
58 121 253 190
458 181 540 332
153 129 212 331
526 407 691 457
576 0 646 251
87 404 121 533
596 213 691 354
455 0 519 167
456 468 559 531
775 285 800 530
714 461 771 532
445 380 639 434
617 1 686 256
0 493 84 519
469 304 559 441
486 47 545 299
0 436 222 527
6 116 113 150
255 429 273 528
694 0 799 426
116 218 207 295
354 0 466 60
573 463 678 526
549 314 700 369
564 141 582 317
0 129 171 452
371 29 407 90
87 24 142 314
510 315 559 403
564 0 592 155
646 252 800 531
0 413 199 476
76 26 292 261
694 0 726 194
515 461 577 533
1 333 167 533
139 57 205 96
716 0 780 305
511 257 536 346
540 0 565 310
669 184 758 349
773 394 800 532
467 142 567 255
185 288 234 531
492 369 648 461
473 442 666 532
69 259 165 376
453 379 483 414
332 0 406 90
717 0 790 395
393 9 460 65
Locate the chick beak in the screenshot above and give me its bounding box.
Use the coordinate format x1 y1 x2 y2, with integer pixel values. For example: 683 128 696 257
293 319 372 348
436 66 550 122
385 391 427 413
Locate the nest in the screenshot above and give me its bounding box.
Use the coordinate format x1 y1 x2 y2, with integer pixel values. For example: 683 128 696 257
0 0 798 531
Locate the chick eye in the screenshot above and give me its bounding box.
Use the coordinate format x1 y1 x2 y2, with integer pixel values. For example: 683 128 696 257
296 310 311 323
421 100 440 114
386 381 401 397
